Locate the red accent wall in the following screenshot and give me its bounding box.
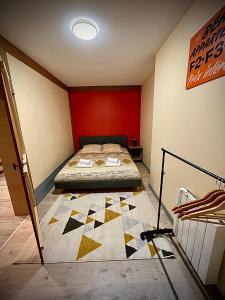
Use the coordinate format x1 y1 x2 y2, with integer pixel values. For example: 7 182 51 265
69 88 141 150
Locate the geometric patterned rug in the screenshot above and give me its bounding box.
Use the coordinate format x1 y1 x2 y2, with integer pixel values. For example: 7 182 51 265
41 191 175 262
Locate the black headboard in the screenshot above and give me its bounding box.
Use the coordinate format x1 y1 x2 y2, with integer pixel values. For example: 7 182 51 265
79 136 128 149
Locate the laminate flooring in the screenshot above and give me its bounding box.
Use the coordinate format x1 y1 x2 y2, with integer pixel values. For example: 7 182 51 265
0 163 211 300
0 172 26 248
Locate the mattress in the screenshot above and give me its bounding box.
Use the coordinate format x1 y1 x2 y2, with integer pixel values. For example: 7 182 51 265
54 148 141 189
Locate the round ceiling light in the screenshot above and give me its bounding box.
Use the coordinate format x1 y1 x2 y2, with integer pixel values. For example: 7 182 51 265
72 19 98 40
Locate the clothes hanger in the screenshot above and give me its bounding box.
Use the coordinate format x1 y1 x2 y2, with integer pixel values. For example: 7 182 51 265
181 194 225 220
174 190 225 214
172 190 218 212
173 180 224 212
181 195 225 220
178 192 225 218
173 189 223 214
210 212 225 217
184 212 225 225
196 214 225 220
177 181 225 217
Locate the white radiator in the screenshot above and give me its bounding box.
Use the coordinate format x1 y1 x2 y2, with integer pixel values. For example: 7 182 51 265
173 188 225 284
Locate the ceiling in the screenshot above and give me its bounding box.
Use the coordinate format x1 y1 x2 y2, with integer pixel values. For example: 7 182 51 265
0 0 192 87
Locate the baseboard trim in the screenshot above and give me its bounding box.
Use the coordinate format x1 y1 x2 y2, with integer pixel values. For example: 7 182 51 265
34 154 74 205
142 161 150 173
149 184 173 225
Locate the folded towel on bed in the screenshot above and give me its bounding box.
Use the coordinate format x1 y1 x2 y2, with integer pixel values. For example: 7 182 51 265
79 159 92 165
77 159 93 168
105 157 120 167
105 161 121 167
107 157 119 164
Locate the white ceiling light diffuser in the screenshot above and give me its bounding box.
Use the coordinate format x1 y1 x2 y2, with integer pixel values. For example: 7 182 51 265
71 18 98 40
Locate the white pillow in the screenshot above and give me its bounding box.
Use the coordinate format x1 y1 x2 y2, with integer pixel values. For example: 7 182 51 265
102 143 123 153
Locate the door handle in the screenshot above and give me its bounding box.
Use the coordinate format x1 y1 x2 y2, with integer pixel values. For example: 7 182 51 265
13 156 27 173
13 154 28 173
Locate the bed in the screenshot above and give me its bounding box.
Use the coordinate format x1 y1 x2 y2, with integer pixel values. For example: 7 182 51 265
54 136 141 190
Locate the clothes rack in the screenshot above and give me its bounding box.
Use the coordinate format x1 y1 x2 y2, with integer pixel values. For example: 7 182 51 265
140 148 225 300
140 148 225 241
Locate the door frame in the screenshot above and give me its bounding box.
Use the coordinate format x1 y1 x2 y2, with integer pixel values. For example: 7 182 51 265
0 50 44 264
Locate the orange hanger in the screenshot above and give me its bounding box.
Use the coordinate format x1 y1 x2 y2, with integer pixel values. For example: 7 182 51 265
178 192 225 218
172 189 221 213
174 190 225 214
181 195 225 220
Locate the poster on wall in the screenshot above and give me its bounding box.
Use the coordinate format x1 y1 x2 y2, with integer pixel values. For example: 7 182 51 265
186 5 225 89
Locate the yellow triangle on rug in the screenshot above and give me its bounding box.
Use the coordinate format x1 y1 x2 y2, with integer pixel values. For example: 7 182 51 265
71 210 79 216
76 235 102 260
104 209 121 223
48 217 58 224
86 216 95 224
124 233 134 244
148 243 160 257
105 197 112 202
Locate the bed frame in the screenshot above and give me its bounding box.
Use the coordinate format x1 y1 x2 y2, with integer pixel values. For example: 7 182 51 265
79 135 128 149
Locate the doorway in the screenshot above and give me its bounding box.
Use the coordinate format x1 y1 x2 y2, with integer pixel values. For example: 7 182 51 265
0 161 27 249
0 50 43 263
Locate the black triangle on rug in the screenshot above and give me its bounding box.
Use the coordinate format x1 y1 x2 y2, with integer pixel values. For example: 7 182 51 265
63 218 84 235
161 249 175 258
125 245 137 258
88 209 96 215
94 220 104 228
128 204 136 211
120 197 127 201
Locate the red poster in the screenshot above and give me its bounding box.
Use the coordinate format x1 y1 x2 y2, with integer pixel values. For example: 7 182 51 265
186 5 225 89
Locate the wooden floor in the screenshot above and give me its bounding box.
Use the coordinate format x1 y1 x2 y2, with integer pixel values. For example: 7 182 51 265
0 172 26 248
0 163 211 299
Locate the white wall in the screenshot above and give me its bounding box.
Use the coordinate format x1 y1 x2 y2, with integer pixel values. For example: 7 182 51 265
140 72 155 170
7 54 74 188
147 0 225 293
151 0 225 213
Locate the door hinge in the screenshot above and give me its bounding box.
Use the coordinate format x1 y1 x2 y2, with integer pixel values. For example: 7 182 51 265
22 153 28 173
9 79 15 98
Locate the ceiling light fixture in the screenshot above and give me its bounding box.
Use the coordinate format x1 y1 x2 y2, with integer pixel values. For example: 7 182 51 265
71 18 98 40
